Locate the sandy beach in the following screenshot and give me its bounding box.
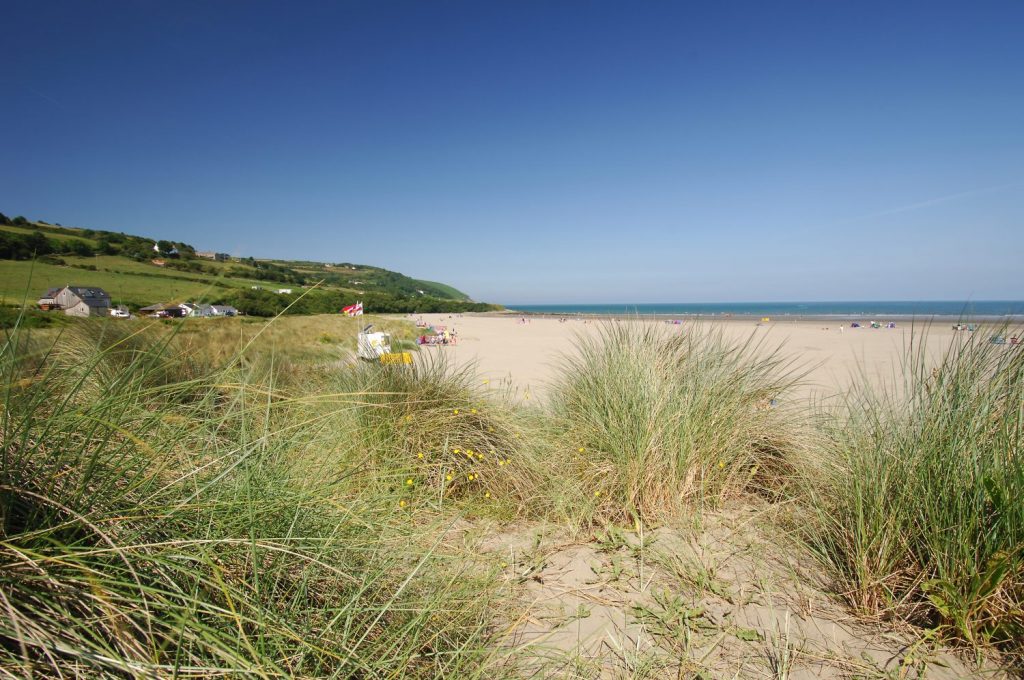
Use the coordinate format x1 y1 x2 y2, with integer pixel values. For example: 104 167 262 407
413 314 978 403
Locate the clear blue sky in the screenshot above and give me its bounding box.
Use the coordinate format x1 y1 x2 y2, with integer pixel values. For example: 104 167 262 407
2 1 1022 304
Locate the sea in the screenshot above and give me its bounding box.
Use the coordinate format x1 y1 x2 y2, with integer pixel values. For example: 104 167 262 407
509 301 1024 320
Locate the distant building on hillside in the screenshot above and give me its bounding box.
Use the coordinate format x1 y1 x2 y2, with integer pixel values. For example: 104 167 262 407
38 286 111 317
139 302 170 315
139 302 184 318
181 302 216 317
139 302 237 318
276 288 292 295
196 251 230 262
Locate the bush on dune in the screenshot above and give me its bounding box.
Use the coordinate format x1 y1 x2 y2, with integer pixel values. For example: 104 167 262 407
333 352 544 517
801 328 1024 657
546 322 806 523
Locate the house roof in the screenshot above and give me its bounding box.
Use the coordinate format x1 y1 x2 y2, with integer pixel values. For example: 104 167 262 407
67 286 109 298
66 287 110 306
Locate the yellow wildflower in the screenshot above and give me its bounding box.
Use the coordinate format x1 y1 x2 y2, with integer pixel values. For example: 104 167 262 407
454 448 461 453
578 447 585 453
399 500 407 508
498 460 505 466
453 409 460 415
406 478 413 486
485 491 491 498
471 408 477 414
446 473 453 481
594 491 601 498
417 452 424 459
468 474 475 481
718 461 725 469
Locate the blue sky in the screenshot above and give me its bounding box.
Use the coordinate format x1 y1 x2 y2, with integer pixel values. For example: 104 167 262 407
2 1 1022 304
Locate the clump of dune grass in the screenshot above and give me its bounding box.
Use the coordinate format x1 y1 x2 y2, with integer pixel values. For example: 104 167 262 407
801 326 1023 659
332 351 545 518
546 322 805 522
0 317 508 677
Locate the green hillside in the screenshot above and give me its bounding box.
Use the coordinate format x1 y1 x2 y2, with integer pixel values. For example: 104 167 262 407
0 212 495 316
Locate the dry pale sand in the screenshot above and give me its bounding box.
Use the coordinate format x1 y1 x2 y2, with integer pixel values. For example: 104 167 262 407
412 314 974 403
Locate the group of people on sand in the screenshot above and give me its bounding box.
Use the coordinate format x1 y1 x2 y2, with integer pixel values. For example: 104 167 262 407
417 328 457 346
411 315 458 346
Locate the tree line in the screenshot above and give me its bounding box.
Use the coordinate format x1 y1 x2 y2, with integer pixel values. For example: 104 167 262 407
225 288 500 317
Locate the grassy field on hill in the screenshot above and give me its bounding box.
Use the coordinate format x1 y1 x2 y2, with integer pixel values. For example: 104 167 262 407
1 313 1020 677
0 259 223 307
0 214 494 314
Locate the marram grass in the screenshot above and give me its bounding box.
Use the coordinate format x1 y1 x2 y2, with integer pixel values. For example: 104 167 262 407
0 318 508 677
546 322 808 522
799 325 1024 658
2 312 1021 673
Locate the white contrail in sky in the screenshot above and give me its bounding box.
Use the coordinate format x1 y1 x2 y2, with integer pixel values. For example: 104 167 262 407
845 181 1022 223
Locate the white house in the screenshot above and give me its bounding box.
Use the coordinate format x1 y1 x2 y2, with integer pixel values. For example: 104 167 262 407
179 302 217 318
